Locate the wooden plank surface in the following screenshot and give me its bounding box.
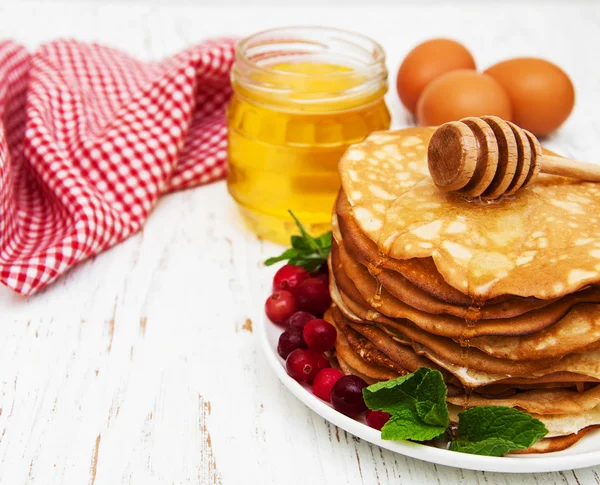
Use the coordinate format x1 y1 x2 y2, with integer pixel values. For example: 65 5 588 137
0 2 599 484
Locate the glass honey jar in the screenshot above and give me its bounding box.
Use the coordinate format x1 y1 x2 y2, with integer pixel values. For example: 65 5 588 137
227 27 391 244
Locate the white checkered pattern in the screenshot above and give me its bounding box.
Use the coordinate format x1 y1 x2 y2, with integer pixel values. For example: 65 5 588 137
0 38 236 295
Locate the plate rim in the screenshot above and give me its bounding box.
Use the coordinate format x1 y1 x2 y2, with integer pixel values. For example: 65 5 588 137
258 312 600 474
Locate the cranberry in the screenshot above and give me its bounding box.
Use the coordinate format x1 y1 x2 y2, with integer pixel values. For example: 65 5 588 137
265 290 296 324
285 311 316 330
314 272 329 285
285 349 319 383
295 277 332 316
277 327 306 359
273 264 310 294
312 368 344 401
366 410 391 430
313 352 331 371
331 375 368 417
303 319 337 352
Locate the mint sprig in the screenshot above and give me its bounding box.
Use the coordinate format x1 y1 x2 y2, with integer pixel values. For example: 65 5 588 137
265 211 332 272
363 367 548 457
450 406 548 456
363 368 449 441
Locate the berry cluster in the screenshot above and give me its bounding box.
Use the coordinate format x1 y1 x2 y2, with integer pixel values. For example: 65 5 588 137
265 264 390 429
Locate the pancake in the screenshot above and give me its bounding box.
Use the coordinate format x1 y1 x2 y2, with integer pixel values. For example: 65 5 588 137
447 385 600 415
336 354 383 385
327 126 600 453
336 192 559 314
332 279 600 384
331 309 600 452
339 128 600 300
333 239 600 360
336 192 474 306
325 307 402 382
333 235 600 341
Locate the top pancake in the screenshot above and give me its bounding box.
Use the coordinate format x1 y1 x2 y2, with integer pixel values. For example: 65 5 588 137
339 128 600 300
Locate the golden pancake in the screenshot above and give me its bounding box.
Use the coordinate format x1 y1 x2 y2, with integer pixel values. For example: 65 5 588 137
336 354 382 385
339 128 600 300
333 235 600 342
325 307 402 382
448 385 600 415
328 126 600 453
336 192 473 305
332 278 600 384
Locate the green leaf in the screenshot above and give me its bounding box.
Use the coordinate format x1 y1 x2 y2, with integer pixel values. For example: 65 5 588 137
264 211 332 272
381 407 447 442
264 248 304 266
449 406 548 456
288 210 321 254
288 256 326 273
314 231 332 250
450 438 521 457
291 235 310 250
363 367 449 442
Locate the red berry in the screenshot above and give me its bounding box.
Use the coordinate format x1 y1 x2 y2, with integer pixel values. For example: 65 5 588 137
295 277 332 316
312 368 344 401
303 319 337 352
366 410 391 430
331 375 368 417
313 352 331 371
265 290 296 324
285 349 319 383
277 327 306 359
314 272 329 284
285 311 316 330
273 264 310 294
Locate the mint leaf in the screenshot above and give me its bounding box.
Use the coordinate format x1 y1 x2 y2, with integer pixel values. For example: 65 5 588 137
288 255 326 273
265 248 304 266
382 407 448 442
314 231 332 250
450 438 521 457
449 406 548 456
363 369 547 456
288 210 322 254
291 235 310 250
363 367 449 442
264 211 332 272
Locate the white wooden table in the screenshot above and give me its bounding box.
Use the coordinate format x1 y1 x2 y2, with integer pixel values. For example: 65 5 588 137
1 2 599 484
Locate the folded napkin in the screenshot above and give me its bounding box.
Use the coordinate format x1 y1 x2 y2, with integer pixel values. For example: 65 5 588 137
0 38 237 295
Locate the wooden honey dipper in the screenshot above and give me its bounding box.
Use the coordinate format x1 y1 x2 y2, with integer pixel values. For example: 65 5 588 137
427 115 600 200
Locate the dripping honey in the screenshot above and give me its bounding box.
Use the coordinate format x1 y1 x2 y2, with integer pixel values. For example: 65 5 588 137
227 28 390 244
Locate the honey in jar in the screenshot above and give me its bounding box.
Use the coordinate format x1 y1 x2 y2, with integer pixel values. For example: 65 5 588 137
227 27 391 244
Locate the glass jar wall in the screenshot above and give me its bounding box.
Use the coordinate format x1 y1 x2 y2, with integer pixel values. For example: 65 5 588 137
227 27 391 244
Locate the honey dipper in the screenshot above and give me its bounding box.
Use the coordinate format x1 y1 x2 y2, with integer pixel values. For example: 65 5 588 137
427 115 600 200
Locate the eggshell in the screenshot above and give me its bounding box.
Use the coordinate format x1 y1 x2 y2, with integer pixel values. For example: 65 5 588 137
396 39 476 114
416 70 512 126
485 57 575 136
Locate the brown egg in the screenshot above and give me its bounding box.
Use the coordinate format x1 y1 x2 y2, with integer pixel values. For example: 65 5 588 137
416 70 512 126
485 58 575 136
396 38 476 114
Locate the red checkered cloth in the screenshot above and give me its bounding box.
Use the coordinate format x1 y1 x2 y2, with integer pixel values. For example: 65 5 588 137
0 38 237 295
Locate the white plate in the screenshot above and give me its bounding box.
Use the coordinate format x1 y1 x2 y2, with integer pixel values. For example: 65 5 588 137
258 312 600 473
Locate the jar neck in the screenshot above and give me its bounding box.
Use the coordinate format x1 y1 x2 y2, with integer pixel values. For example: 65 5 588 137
231 27 388 114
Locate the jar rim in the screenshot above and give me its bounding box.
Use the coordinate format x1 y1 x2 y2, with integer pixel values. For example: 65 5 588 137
235 26 387 79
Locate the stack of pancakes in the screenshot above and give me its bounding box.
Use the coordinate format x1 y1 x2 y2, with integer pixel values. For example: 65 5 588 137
326 127 600 453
